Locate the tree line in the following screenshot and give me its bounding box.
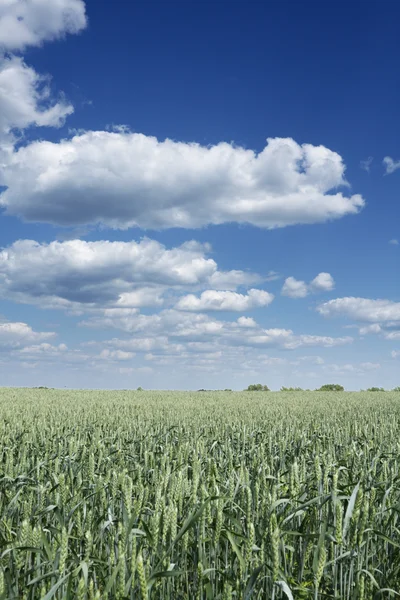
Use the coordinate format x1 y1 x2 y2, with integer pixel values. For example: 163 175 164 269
244 384 400 392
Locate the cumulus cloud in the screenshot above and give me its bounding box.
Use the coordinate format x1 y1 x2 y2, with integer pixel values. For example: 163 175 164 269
317 297 400 323
0 321 55 348
0 55 73 142
175 289 274 312
281 277 309 298
282 272 335 298
237 316 257 328
0 238 263 310
309 272 335 292
0 0 87 52
0 133 365 229
383 156 400 175
0 1 87 148
392 350 400 359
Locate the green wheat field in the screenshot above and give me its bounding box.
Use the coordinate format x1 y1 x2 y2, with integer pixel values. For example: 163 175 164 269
1 388 400 599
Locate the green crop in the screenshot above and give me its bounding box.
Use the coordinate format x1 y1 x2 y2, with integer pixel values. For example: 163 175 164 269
0 388 399 599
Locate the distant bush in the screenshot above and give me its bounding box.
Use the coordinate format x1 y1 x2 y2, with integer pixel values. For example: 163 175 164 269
316 384 344 392
393 387 400 392
280 386 303 392
367 387 385 392
136 387 144 391
245 384 270 391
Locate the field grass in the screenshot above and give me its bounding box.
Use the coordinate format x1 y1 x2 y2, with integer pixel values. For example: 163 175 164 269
0 388 400 599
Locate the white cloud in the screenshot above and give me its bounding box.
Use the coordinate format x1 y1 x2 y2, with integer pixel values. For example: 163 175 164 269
360 362 381 371
287 359 381 382
383 156 400 175
359 323 382 335
0 0 86 160
81 319 352 385
0 238 261 310
99 349 134 361
0 56 73 145
115 289 164 309
389 239 399 245
118 366 153 376
81 308 353 351
20 342 67 354
385 331 400 341
15 342 95 370
271 332 352 350
297 355 325 365
0 321 55 348
350 321 400 342
237 316 257 328
309 272 335 292
317 297 400 323
207 270 263 290
282 272 335 298
0 133 365 229
391 350 400 359
281 277 308 298
175 288 274 312
322 361 380 375
105 337 175 354
0 0 87 52
360 156 373 172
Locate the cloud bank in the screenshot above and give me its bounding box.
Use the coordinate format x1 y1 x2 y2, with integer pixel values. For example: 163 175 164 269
0 238 263 309
81 308 353 352
0 133 365 230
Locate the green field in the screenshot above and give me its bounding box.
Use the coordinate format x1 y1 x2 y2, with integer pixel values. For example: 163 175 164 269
1 389 400 599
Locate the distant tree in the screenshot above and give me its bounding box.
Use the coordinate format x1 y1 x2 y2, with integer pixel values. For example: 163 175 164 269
245 384 270 391
280 386 303 391
137 387 144 391
367 387 385 392
224 389 233 392
393 386 400 392
316 384 344 392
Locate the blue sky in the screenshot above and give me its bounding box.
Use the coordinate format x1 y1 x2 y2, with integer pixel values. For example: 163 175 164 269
0 0 399 390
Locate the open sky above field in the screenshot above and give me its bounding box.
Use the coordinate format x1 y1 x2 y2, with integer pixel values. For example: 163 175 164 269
0 0 399 390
